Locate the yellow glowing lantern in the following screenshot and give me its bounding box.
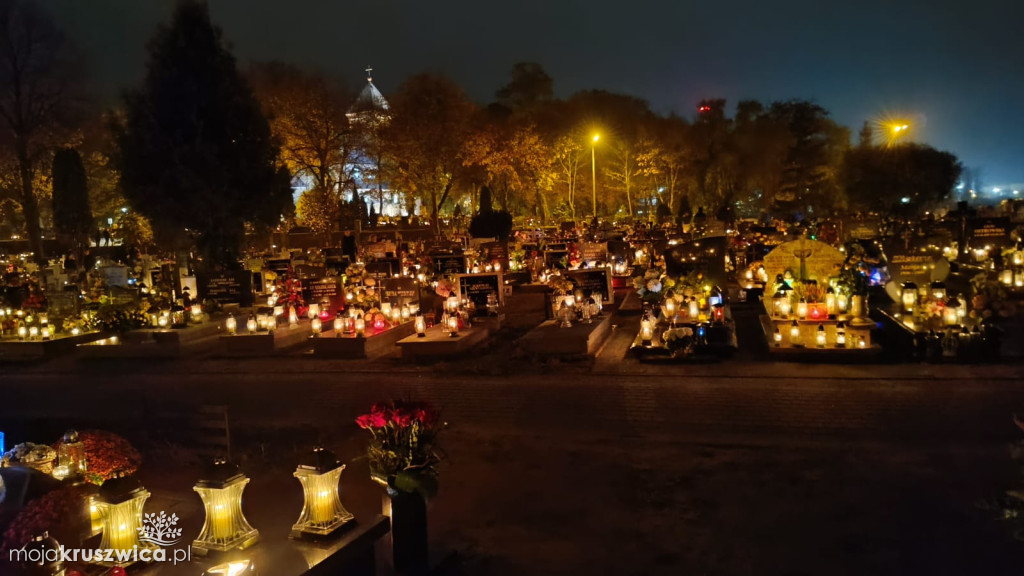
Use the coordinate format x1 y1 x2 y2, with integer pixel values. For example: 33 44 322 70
837 293 849 314
17 325 27 340
943 296 960 326
354 317 365 336
226 316 237 336
193 460 259 554
773 328 782 346
789 320 801 346
448 314 459 337
381 302 392 318
246 313 257 334
836 322 846 348
640 315 654 345
58 429 87 478
816 324 826 348
191 304 203 321
858 336 867 349
415 315 426 337
288 306 299 327
307 303 320 319
664 298 676 320
94 475 150 557
688 299 699 319
901 282 917 313
333 315 343 336
1016 269 1024 288
291 447 354 537
40 325 51 340
311 317 322 337
401 304 411 321
28 325 38 339
930 281 946 300
1002 269 1014 286
825 288 837 316
796 299 807 320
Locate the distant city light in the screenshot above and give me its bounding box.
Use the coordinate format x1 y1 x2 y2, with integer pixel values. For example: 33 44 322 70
900 196 911 204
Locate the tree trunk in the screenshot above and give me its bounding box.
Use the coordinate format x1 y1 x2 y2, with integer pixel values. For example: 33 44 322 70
18 153 45 265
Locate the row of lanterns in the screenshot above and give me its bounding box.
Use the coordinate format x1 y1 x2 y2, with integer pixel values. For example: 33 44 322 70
773 321 866 349
93 448 352 562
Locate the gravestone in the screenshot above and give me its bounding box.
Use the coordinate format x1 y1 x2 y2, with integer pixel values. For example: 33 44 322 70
969 217 1012 249
431 254 467 276
762 239 845 284
456 273 503 316
565 268 613 303
480 241 510 270
302 277 344 311
381 277 419 307
99 265 128 288
579 242 608 264
200 270 255 307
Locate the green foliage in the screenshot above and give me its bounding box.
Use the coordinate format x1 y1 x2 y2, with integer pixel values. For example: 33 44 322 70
844 143 962 215
115 1 292 264
469 209 513 240
51 148 93 251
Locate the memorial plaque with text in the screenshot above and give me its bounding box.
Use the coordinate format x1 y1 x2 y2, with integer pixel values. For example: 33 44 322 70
382 277 419 306
456 273 504 315
201 270 254 307
565 267 613 303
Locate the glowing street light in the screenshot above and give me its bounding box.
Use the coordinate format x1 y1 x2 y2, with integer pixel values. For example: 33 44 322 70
591 134 600 220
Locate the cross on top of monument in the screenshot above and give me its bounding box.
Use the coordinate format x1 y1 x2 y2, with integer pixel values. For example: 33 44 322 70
365 66 373 83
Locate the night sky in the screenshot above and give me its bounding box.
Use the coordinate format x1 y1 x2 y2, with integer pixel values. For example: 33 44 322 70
40 0 1023 186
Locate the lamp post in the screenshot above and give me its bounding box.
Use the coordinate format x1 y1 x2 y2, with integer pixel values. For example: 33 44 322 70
591 134 599 220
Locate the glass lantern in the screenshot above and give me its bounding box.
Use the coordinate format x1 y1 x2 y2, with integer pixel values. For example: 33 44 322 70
415 315 426 337
311 317 321 337
448 314 460 337
825 287 837 317
789 320 801 347
836 322 847 348
930 281 946 300
773 328 782 347
246 313 257 334
943 296 960 326
95 475 150 557
225 316 237 336
640 314 653 345
170 305 187 328
58 429 87 478
687 298 699 319
333 314 344 336
291 448 354 537
816 324 826 348
712 303 725 324
900 282 918 313
354 317 365 336
796 299 807 320
772 291 789 318
193 460 260 555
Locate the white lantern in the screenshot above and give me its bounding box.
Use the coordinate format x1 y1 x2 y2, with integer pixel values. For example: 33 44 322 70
415 315 426 337
94 476 150 558
789 320 801 346
291 448 354 537
193 460 260 554
354 317 365 336
836 322 846 348
307 303 319 319
901 282 918 313
796 299 807 320
773 328 782 346
246 313 257 334
816 324 826 348
311 317 322 337
225 316 237 336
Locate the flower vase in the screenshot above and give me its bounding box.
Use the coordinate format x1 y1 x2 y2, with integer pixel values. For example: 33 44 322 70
384 487 429 575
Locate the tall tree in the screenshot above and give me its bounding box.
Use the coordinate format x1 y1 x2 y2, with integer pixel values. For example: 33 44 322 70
462 122 550 214
116 1 292 265
248 62 354 199
0 0 82 263
845 143 961 216
385 73 476 234
51 147 91 254
495 62 553 113
550 133 586 221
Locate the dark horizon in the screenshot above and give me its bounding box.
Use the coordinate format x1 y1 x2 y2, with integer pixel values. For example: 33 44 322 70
39 0 1024 187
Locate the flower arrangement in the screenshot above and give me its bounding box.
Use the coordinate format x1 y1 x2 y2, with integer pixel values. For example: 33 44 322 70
355 401 443 498
662 326 695 355
3 442 56 471
53 430 141 485
434 277 455 298
970 273 1017 323
547 274 574 295
87 303 147 335
1 485 89 553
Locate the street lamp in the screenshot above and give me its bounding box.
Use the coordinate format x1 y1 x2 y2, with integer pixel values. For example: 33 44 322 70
591 134 599 220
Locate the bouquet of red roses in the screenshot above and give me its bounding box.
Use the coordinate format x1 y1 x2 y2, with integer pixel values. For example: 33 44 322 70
355 401 443 498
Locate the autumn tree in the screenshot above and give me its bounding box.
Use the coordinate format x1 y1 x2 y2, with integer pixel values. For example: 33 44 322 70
0 0 83 263
463 121 550 214
116 1 292 265
249 62 354 197
385 73 476 234
845 143 961 216
295 185 338 242
550 132 586 221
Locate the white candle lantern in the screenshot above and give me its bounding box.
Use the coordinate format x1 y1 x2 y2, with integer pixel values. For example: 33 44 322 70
448 314 460 337
226 316 237 336
291 447 354 537
246 313 257 334
930 281 946 300
901 282 917 313
415 315 426 337
789 320 801 346
796 299 807 320
354 317 365 336
773 328 782 347
288 307 298 327
58 429 87 478
816 324 826 348
307 303 320 319
688 299 699 319
311 317 322 337
943 297 960 326
94 476 150 558
333 315 343 336
836 322 846 348
825 288 837 316
193 460 260 554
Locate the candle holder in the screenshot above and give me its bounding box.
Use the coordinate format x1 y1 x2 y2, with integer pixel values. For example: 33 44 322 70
192 459 259 555
291 448 354 538
93 475 151 564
